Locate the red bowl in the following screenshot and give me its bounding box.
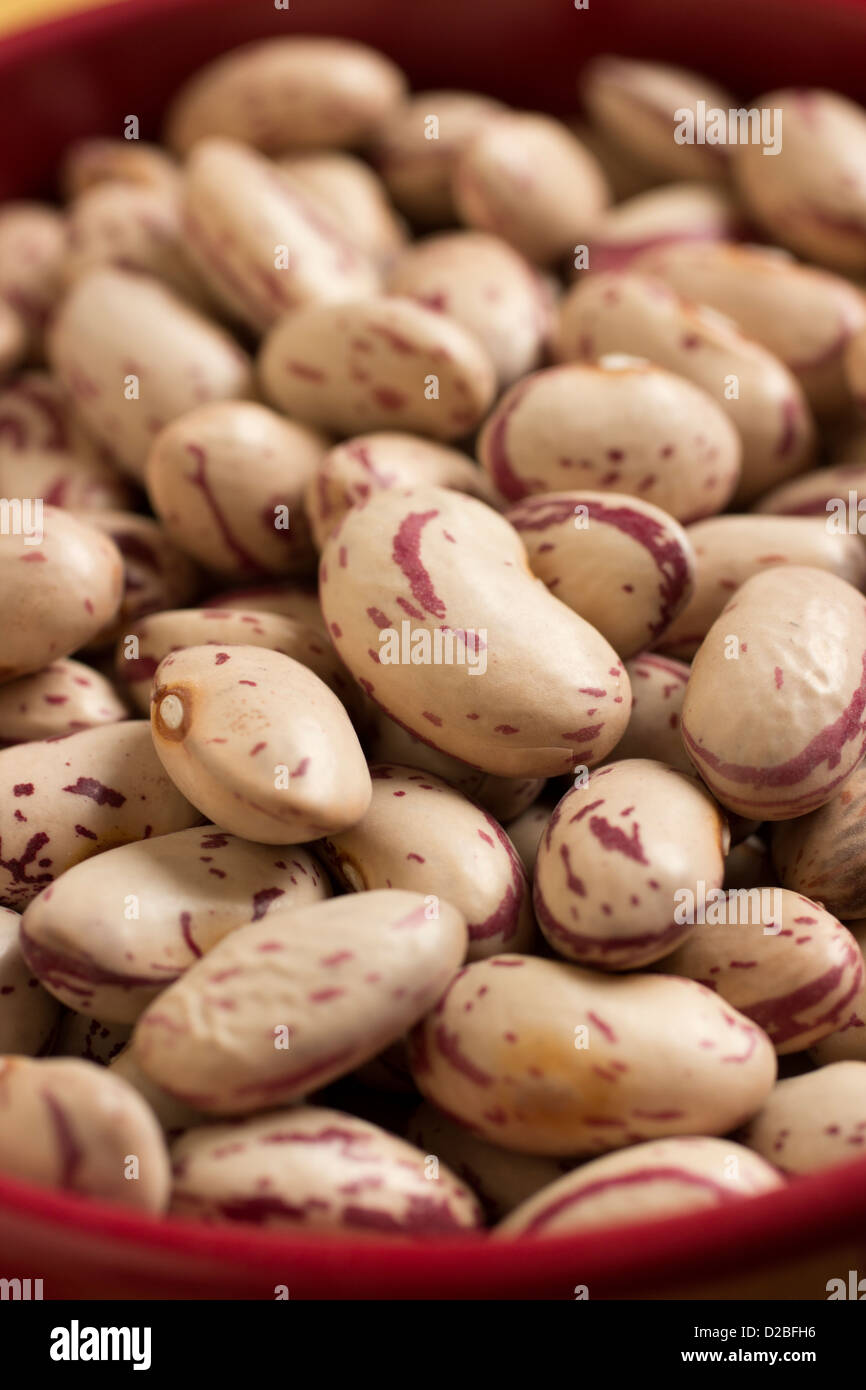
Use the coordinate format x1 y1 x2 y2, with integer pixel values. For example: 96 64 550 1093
2 0 866 1300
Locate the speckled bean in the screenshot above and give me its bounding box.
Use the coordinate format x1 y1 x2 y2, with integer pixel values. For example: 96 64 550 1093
165 36 406 155
0 1055 170 1210
0 370 114 467
606 652 693 776
47 267 254 479
306 430 498 549
554 273 816 505
733 90 866 274
505 490 696 657
53 1012 131 1066
0 506 123 680
586 183 743 274
109 1042 204 1137
73 509 201 645
278 152 407 267
132 888 467 1113
259 295 496 441
170 1105 482 1233
743 1061 866 1173
317 763 534 960
145 401 325 578
811 921 866 1065
452 112 610 265
0 720 201 909
476 359 741 520
408 954 776 1155
657 515 866 659
497 1136 782 1237
0 203 66 355
61 138 180 199
202 581 326 634
0 446 133 512
0 906 59 1054
21 825 327 1022
386 231 552 387
504 800 553 880
318 484 632 777
681 566 866 819
0 658 126 745
754 462 866 522
632 240 866 416
659 889 863 1054
150 644 371 843
534 759 728 969
771 761 866 919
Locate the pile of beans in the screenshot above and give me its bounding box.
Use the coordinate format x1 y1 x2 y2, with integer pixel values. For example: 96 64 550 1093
1 35 866 1243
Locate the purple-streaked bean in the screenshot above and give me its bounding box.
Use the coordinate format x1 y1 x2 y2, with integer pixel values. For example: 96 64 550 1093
657 515 866 660
632 241 866 417
53 1012 131 1065
306 430 498 549
0 906 59 1054
659 889 863 1054
606 652 692 776
586 183 744 274
754 462 866 523
278 151 407 267
732 90 866 274
580 56 734 183
504 800 553 880
0 720 201 909
366 707 543 822
73 509 201 646
725 835 777 892
534 760 728 970
170 1105 482 1233
0 658 126 745
770 761 866 920
0 1054 170 1210
386 231 552 387
0 442 133 511
742 1061 866 1173
497 1136 782 1237
21 826 327 1023
319 484 632 777
0 370 115 467
506 490 696 658
0 506 123 680
203 581 326 634
165 36 406 156
150 644 371 843
65 182 210 308
61 138 180 199
476 360 741 520
408 1101 572 1222
371 90 506 225
554 273 816 506
259 295 496 441
0 203 65 354
408 954 776 1155
681 566 866 820
145 401 325 578
47 267 254 479
452 112 610 265
0 301 25 377
115 607 354 717
110 1042 204 1137
811 921 866 1065
317 763 534 960
183 140 380 333
132 888 467 1113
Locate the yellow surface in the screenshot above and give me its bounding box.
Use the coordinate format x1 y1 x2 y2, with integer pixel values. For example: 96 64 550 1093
0 0 128 37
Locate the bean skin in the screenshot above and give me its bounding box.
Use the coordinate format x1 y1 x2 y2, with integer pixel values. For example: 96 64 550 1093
742 1061 866 1174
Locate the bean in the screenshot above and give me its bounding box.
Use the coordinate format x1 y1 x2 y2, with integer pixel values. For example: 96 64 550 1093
0 906 59 1054
497 1137 782 1237
131 889 467 1113
203 581 326 634
0 720 201 909
586 183 743 274
0 369 114 466
681 566 866 819
0 446 133 512
659 889 864 1054
259 295 497 441
555 272 816 505
21 825 327 1022
53 1012 131 1065
408 954 776 1155
170 1105 482 1234
317 763 534 959
0 658 126 744
150 644 371 842
505 490 696 657
477 359 741 520
74 509 201 645
754 462 866 521
810 922 866 1065
771 761 866 919
278 152 407 268
606 652 693 776
0 1055 170 1210
504 800 553 880
109 1043 204 1137
742 1061 866 1173
534 759 729 969
61 138 180 199
0 203 66 355
318 484 632 777
0 301 25 377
